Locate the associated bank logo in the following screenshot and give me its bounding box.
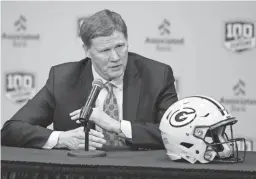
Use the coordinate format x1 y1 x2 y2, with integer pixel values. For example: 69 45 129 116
145 19 184 52
5 72 36 104
1 15 40 47
224 21 255 52
220 79 256 112
15 15 27 31
233 79 245 96
159 19 170 35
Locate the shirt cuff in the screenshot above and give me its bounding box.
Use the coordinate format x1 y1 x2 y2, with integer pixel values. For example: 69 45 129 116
42 131 61 149
120 120 132 139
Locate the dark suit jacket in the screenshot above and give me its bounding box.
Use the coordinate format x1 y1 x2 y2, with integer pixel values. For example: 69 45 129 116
1 52 178 150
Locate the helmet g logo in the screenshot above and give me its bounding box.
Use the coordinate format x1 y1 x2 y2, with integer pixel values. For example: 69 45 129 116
169 107 196 127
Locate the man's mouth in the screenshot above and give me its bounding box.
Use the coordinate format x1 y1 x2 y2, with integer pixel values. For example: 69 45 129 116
110 65 121 69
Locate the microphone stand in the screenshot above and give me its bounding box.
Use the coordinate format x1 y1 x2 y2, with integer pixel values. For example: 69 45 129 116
84 119 90 151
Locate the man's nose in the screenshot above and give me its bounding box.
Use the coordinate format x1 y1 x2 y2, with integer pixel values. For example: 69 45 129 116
109 49 120 61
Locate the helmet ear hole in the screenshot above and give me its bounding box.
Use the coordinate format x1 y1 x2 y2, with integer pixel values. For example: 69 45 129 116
180 142 194 148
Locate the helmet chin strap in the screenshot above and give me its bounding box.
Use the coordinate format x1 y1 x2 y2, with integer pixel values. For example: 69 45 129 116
217 135 232 158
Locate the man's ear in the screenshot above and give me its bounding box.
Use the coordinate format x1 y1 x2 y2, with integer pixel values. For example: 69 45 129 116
82 44 91 58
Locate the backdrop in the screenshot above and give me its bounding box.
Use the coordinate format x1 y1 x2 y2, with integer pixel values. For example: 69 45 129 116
1 1 256 151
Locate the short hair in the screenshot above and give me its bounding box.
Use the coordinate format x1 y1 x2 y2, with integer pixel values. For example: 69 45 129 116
80 9 128 48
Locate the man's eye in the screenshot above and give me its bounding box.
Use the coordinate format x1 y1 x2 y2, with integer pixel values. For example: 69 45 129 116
117 44 124 48
101 49 110 52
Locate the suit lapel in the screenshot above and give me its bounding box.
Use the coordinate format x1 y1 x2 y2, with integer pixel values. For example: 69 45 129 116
123 56 141 122
75 58 93 108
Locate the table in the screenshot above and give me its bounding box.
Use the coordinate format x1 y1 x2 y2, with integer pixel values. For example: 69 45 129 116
1 146 256 179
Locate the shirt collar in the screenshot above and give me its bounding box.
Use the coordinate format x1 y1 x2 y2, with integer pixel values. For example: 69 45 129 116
91 64 123 90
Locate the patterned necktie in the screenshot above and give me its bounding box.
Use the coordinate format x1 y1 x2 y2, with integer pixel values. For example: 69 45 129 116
103 82 126 147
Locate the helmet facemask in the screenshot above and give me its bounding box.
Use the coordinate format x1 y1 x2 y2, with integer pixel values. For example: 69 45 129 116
194 118 246 163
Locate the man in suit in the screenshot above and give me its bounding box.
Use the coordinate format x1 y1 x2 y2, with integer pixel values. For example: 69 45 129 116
1 9 178 151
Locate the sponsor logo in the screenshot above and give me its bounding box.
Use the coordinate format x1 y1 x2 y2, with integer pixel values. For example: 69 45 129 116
1 15 40 47
224 21 255 52
145 19 184 52
220 79 256 112
5 72 36 104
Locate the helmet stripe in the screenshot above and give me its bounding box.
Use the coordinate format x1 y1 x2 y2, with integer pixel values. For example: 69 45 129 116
189 95 227 115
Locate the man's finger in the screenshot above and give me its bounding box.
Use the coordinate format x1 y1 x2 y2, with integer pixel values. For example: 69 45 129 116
71 114 80 120
89 129 105 138
89 146 96 150
69 109 81 116
74 143 96 150
89 141 104 149
89 135 106 144
75 143 87 150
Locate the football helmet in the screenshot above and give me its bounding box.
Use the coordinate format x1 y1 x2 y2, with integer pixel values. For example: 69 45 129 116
159 95 246 164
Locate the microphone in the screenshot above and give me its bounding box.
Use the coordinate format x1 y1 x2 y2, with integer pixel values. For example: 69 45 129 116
68 79 107 157
79 79 104 123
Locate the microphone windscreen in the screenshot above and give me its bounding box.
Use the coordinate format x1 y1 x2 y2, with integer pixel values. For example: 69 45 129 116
92 79 104 89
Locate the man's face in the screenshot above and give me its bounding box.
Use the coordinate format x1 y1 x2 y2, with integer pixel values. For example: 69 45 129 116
86 30 128 81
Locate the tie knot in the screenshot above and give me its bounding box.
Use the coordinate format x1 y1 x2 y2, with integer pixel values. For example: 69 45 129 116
104 82 114 92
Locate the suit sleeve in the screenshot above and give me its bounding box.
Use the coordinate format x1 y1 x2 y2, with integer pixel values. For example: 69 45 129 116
1 67 56 148
129 66 178 150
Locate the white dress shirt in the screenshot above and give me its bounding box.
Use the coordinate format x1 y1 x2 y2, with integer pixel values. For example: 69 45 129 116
42 64 132 149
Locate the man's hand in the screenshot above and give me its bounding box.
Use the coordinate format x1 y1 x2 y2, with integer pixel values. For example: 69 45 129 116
56 127 106 150
70 108 121 134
